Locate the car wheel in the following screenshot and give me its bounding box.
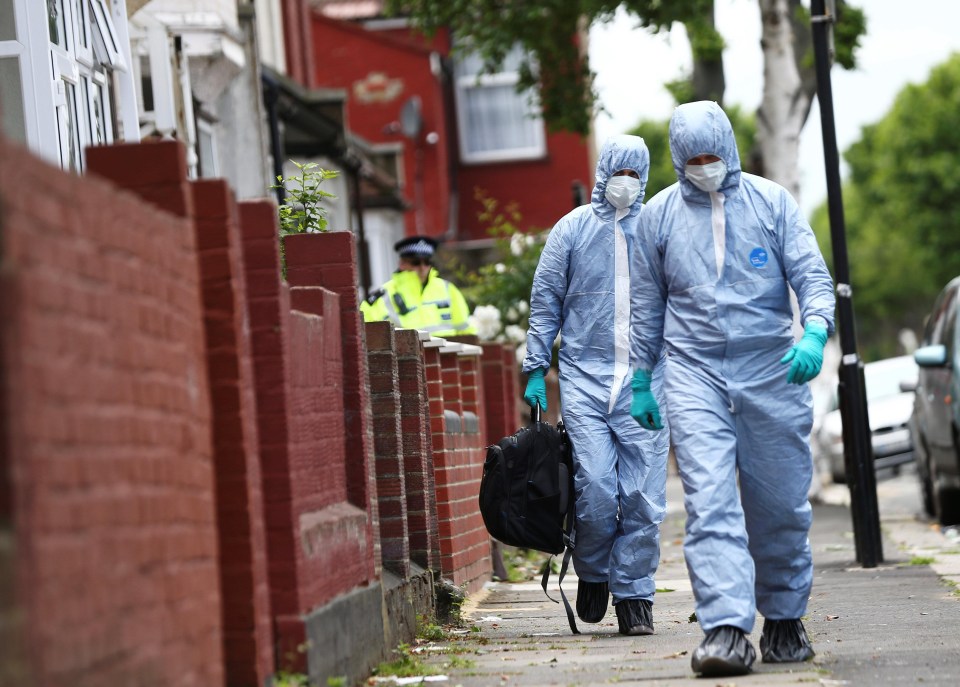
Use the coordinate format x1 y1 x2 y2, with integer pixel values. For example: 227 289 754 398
935 485 960 527
920 469 936 518
933 428 960 526
916 436 936 517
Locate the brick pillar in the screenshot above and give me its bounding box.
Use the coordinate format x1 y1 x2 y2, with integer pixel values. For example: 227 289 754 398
283 232 380 574
365 322 410 578
422 339 446 572
86 139 193 216
191 180 274 687
235 201 301 659
395 330 439 571
480 343 520 445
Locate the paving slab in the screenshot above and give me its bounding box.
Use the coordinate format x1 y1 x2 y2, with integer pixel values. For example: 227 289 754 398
391 471 960 686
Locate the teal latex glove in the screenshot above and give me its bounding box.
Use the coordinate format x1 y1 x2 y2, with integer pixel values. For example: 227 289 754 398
780 321 829 384
630 368 663 430
523 367 548 411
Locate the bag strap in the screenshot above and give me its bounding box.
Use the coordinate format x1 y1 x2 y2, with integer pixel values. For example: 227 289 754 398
540 487 579 634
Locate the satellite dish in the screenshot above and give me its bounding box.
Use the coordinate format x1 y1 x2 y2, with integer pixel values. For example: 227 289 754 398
399 96 423 140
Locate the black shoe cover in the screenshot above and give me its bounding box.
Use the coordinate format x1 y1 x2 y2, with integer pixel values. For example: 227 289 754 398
690 625 757 677
760 618 815 663
615 599 654 636
575 580 609 623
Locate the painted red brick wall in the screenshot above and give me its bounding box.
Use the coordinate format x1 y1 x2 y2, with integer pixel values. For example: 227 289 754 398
2 138 223 686
191 180 274 687
308 14 592 242
456 130 593 240
311 14 452 238
281 0 315 86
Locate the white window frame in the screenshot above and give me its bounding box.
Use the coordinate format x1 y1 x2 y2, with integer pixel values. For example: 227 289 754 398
453 45 546 165
0 0 135 169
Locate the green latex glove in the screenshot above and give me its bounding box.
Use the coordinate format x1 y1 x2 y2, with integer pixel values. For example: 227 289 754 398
630 368 663 430
780 321 829 384
523 367 548 411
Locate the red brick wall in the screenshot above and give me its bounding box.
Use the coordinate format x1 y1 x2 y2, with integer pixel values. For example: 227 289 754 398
283 232 380 571
2 138 223 686
394 329 440 571
191 180 274 687
426 343 490 594
365 322 411 578
481 343 521 445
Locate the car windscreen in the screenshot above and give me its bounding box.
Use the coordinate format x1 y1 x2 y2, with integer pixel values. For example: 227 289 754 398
865 358 918 402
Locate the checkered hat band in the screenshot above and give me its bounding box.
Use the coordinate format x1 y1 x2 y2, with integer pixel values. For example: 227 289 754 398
402 240 435 257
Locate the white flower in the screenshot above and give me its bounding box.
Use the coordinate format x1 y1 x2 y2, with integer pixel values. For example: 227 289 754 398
470 304 502 341
504 324 526 344
506 307 518 322
525 234 535 247
510 233 525 256
514 342 527 365
494 262 506 274
517 300 529 315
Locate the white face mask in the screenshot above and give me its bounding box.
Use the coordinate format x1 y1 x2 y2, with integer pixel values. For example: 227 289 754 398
684 159 728 192
604 176 642 210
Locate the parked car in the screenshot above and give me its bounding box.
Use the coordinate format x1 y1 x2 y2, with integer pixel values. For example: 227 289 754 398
818 355 918 484
909 276 960 526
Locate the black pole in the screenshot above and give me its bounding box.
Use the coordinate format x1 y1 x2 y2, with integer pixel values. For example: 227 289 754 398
263 77 285 207
811 0 883 566
350 168 372 296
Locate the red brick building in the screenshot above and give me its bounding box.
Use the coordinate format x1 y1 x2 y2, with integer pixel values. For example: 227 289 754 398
310 2 594 252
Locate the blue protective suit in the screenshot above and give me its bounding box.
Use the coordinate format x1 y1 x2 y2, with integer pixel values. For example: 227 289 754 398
523 135 670 603
631 102 836 632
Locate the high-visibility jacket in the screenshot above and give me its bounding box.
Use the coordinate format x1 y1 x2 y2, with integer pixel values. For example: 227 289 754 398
360 268 476 337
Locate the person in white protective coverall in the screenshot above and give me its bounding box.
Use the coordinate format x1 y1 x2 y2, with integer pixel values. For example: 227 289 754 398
522 135 670 636
629 101 836 677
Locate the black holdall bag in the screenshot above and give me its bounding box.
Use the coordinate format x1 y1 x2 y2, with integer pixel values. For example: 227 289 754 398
478 403 580 633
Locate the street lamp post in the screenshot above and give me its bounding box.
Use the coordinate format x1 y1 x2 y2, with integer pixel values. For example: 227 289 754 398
810 0 883 567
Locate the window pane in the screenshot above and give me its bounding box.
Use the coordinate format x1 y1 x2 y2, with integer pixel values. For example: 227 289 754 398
0 57 26 143
64 80 81 170
454 44 544 161
91 80 107 145
48 0 68 49
461 83 540 156
79 0 91 49
0 0 16 41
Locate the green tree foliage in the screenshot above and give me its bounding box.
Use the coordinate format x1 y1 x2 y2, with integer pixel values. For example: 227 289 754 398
386 0 717 136
810 54 960 359
388 1 865 139
628 105 758 198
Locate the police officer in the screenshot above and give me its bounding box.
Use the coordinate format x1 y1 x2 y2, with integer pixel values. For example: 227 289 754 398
361 235 475 337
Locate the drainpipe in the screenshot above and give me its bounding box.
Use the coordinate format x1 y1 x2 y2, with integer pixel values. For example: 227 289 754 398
263 77 285 206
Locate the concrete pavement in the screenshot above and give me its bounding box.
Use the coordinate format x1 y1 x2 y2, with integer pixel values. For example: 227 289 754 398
392 469 960 686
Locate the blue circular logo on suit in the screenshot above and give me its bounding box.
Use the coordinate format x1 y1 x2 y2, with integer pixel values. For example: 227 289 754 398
749 247 768 268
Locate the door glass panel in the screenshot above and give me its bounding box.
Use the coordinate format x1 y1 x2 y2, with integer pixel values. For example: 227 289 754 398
0 57 26 143
48 0 68 49
64 80 81 170
0 0 16 41
91 79 107 145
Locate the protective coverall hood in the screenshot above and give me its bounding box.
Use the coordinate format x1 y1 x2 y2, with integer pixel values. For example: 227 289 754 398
669 101 742 201
591 135 650 221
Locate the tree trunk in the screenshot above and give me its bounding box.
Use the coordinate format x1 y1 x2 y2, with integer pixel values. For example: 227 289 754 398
689 1 726 104
757 0 808 201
